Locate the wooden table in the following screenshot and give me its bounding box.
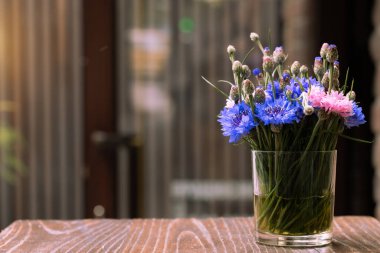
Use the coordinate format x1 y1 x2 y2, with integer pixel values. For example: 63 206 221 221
0 216 379 252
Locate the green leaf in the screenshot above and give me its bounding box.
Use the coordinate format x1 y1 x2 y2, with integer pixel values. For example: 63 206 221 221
217 80 234 86
343 67 349 93
201 76 229 98
242 46 255 64
339 133 373 144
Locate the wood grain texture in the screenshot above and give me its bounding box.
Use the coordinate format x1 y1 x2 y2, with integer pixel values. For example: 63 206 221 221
0 216 379 252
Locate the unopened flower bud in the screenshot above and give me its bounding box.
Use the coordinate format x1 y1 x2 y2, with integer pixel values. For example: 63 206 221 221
333 66 339 79
303 105 314 116
227 45 236 55
285 89 292 98
280 73 291 89
242 65 251 78
318 110 330 120
300 65 308 75
252 68 262 76
279 79 286 89
313 57 324 78
320 43 329 58
273 46 286 64
244 95 250 104
262 56 274 73
326 44 338 63
321 72 330 89
229 85 239 102
242 79 254 94
291 61 301 76
250 32 259 42
263 47 271 56
332 78 340 90
232 60 242 73
253 88 266 104
282 72 291 83
346 90 356 101
270 124 282 133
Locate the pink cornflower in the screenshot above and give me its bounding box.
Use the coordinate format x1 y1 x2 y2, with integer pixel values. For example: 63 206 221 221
307 86 353 117
308 86 326 108
320 91 353 117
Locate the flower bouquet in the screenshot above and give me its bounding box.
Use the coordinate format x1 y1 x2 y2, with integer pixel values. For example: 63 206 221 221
203 32 367 247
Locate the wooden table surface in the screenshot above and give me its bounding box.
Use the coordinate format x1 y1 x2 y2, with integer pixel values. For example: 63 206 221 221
0 216 379 252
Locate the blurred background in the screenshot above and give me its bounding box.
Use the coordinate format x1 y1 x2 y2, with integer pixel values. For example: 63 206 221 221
0 0 377 228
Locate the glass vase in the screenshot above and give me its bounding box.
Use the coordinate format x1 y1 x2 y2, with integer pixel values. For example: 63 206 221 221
252 150 336 247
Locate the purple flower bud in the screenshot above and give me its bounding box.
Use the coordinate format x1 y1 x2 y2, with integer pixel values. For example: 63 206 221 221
320 43 329 58
262 56 274 73
334 61 339 67
263 47 271 56
326 44 338 63
333 65 339 78
253 88 266 104
273 46 286 64
313 57 324 77
229 85 239 102
321 72 329 89
291 61 301 76
242 79 254 94
252 68 262 76
282 73 291 83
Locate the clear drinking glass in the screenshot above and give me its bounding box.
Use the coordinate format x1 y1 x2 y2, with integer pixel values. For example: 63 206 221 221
252 150 336 247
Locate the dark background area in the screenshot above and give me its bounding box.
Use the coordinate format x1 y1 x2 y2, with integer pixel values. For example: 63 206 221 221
317 0 375 215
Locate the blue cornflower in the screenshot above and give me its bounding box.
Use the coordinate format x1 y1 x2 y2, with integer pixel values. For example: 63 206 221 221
287 77 322 96
218 102 257 143
252 68 262 76
344 103 366 128
266 80 282 99
255 97 300 125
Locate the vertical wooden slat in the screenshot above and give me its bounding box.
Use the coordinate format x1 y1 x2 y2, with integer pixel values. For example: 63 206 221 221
0 0 84 227
208 2 217 215
193 0 202 215
0 0 8 226
25 0 38 219
236 1 251 213
163 0 172 218
57 0 69 219
41 0 53 219
12 0 23 220
116 0 129 218
222 0 232 216
146 0 158 218
178 0 186 183
72 0 84 219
